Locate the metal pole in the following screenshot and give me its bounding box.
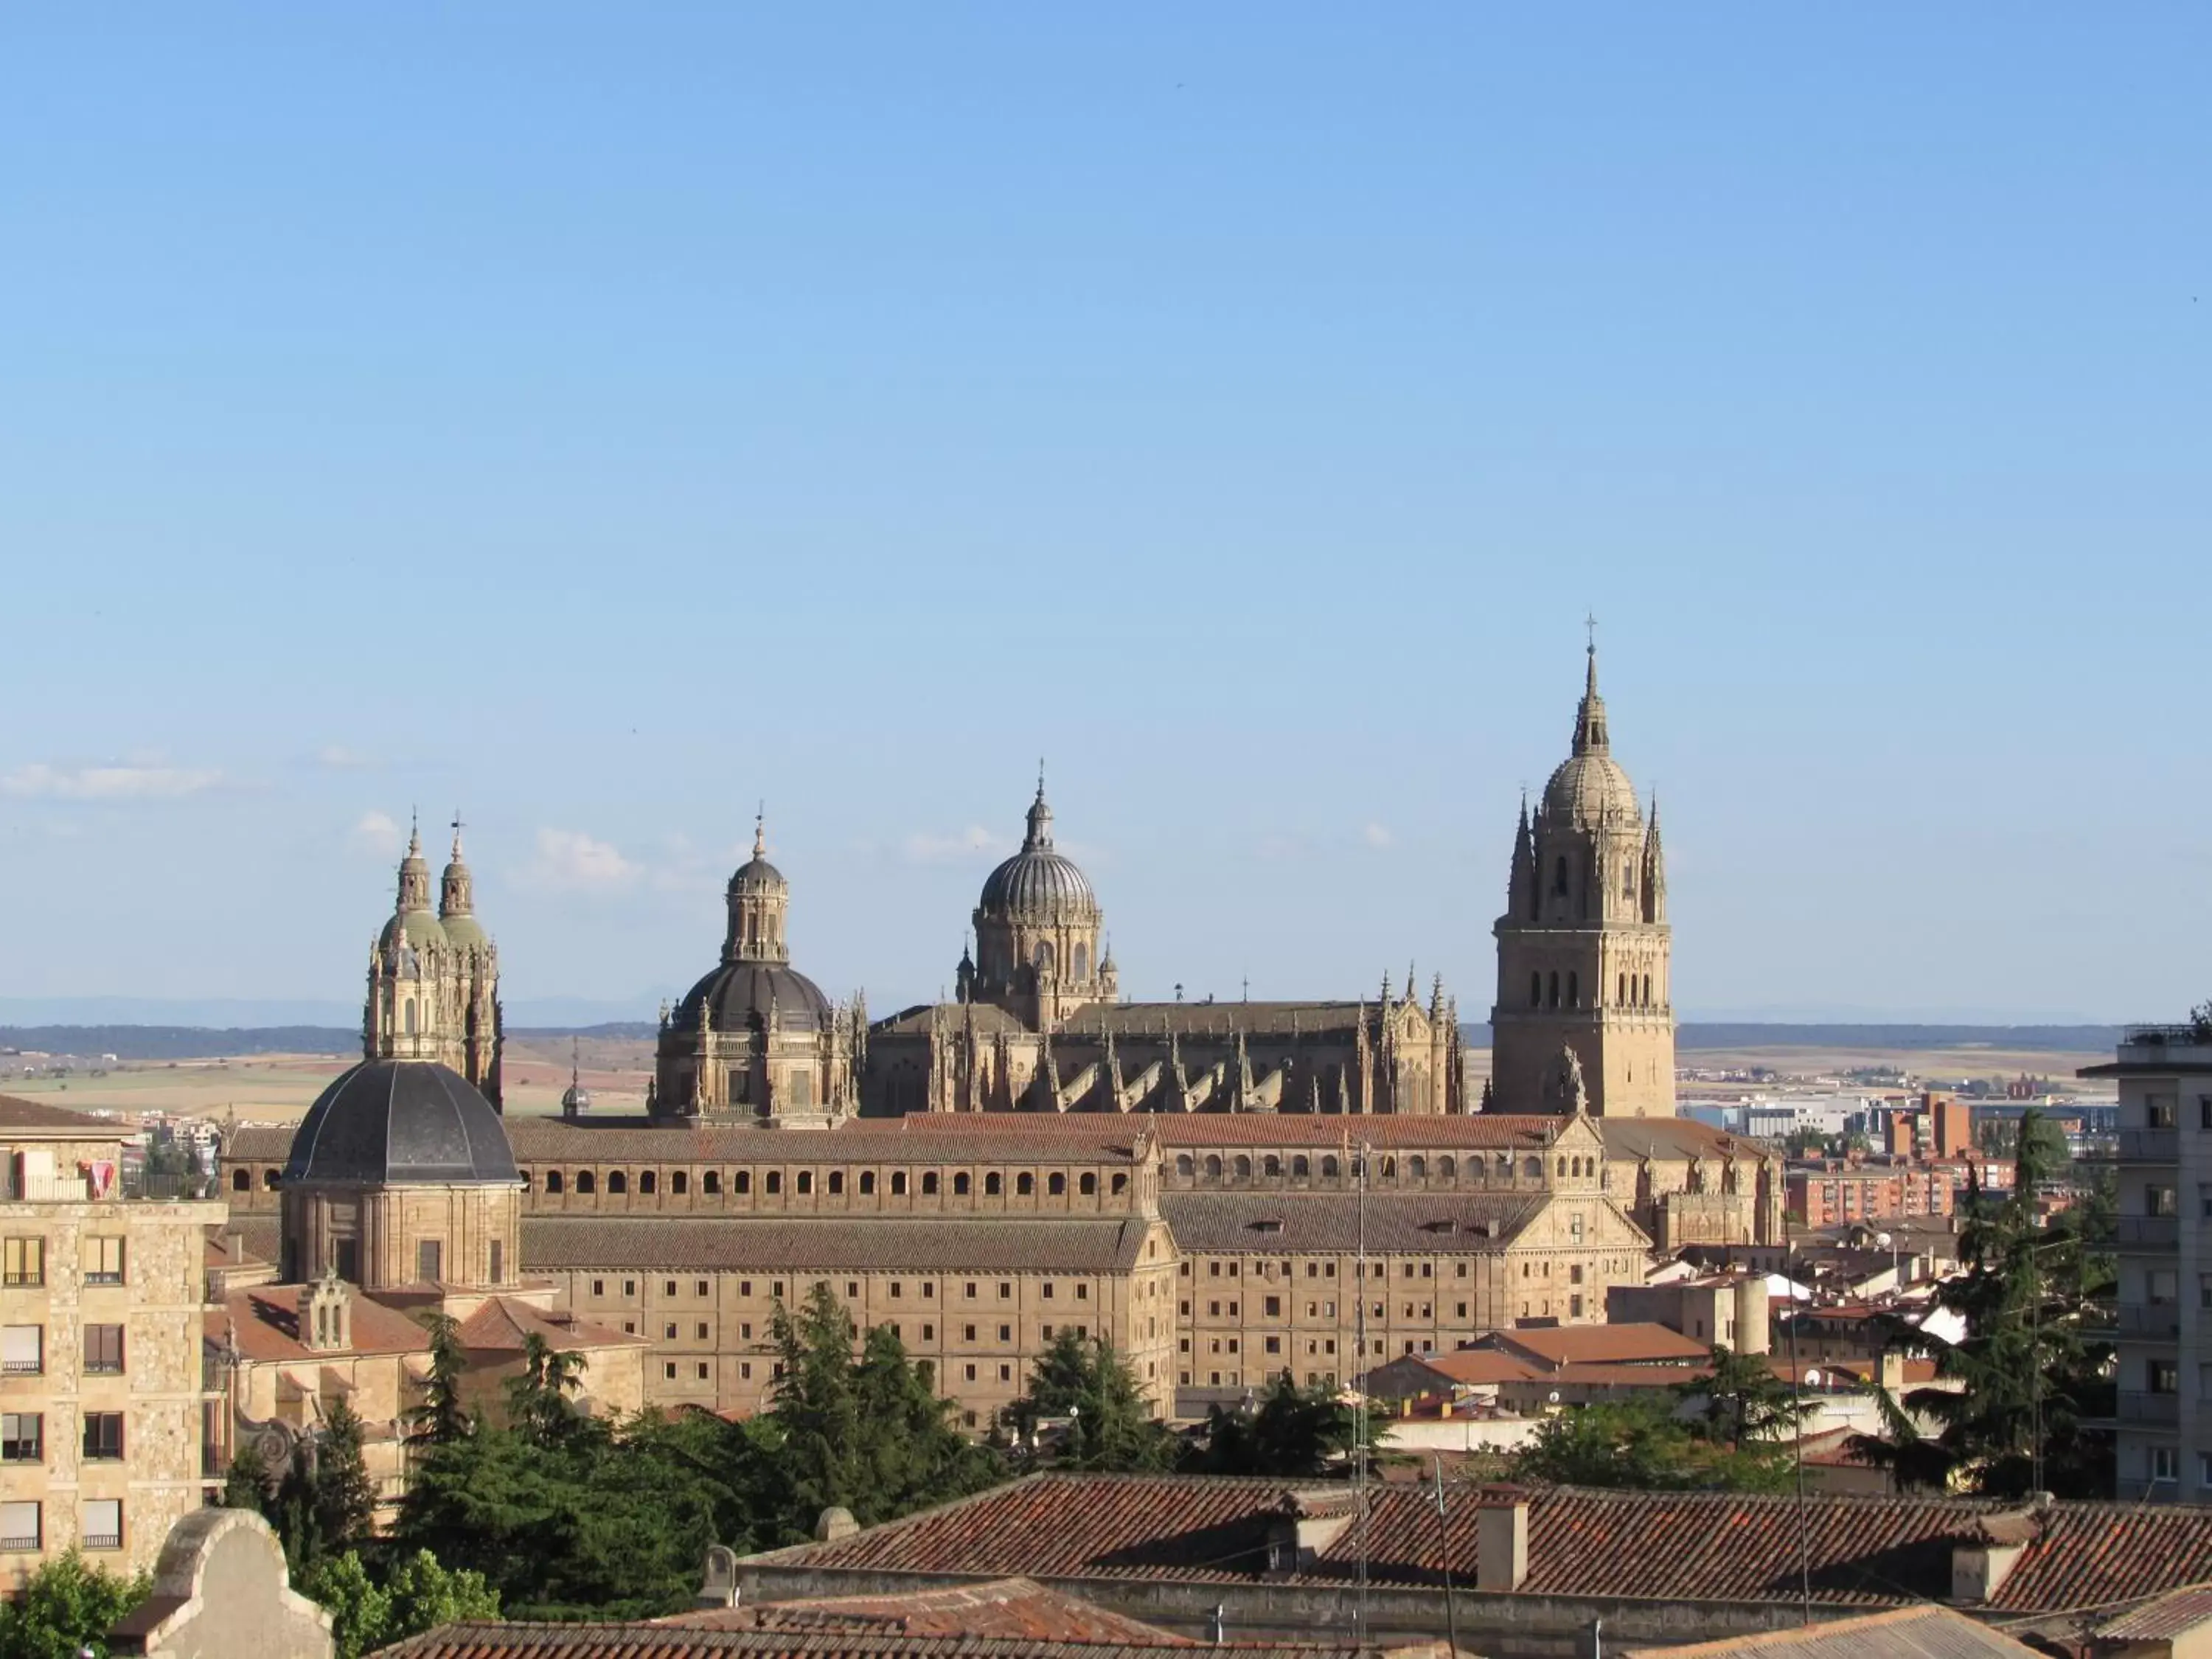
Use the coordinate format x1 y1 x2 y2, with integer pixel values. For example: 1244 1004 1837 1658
1784 1205 1810 1626
1354 1139 1371 1641
1433 1455 1459 1658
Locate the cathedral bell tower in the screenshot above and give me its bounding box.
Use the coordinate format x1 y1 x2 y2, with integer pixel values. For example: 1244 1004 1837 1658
1489 642 1674 1116
364 812 503 1107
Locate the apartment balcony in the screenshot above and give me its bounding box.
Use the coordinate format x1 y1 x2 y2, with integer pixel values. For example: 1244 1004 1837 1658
2118 1128 2182 1164
0 1170 221 1203
2118 1216 2180 1249
2118 1389 2182 1425
2114 1303 2185 1340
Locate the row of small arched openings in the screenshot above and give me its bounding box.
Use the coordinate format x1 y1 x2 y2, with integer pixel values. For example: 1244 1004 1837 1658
1173 1151 1601 1184
524 1166 1129 1200
1528 970 1657 1009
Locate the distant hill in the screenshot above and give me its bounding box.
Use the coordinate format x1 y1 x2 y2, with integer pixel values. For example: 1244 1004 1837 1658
0 1026 358 1061
1457 1022 2120 1054
508 1023 658 1042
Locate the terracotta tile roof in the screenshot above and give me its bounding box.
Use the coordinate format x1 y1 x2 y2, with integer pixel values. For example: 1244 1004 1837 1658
452 1296 650 1354
660 1578 1194 1643
1397 1351 1541 1388
521 1216 1159 1275
2096 1580 2212 1641
227 1215 282 1265
212 1286 433 1363
1615 1605 2041 1658
507 1119 1146 1164
0 1093 117 1132
1598 1119 1773 1164
1534 1361 1714 1389
383 1628 1362 1659
1487 1324 1711 1369
221 1125 295 1161
1160 1192 1543 1254
759 1473 2212 1615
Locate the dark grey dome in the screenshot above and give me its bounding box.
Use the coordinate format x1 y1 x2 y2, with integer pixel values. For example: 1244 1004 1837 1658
284 1060 518 1186
673 960 834 1034
978 784 1098 920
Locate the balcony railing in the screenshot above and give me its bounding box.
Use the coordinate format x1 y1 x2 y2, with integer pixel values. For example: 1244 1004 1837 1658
2125 1024 2212 1046
2118 1216 2180 1248
2118 1389 2182 1424
81 1531 121 1551
0 1175 90 1202
0 1359 42 1376
2115 1304 2184 1338
0 1531 39 1552
2120 1127 2183 1162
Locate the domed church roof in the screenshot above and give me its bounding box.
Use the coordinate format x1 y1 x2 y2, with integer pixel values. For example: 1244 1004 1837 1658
671 960 835 1035
728 812 787 894
1542 646 1643 830
283 1060 518 1186
978 773 1099 921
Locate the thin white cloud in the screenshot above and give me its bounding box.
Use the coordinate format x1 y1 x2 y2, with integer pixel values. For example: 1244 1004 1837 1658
349 810 406 858
1362 821 1394 849
0 762 223 801
316 745 375 771
521 827 639 891
902 826 1008 864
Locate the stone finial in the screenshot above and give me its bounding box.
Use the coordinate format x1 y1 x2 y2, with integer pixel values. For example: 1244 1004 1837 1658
695 1543 741 1609
815 1506 858 1543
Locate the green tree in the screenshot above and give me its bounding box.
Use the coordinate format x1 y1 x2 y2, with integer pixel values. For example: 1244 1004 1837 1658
1678 1344 1810 1450
406 1312 473 1449
1853 1106 2114 1497
298 1551 391 1659
1186 1374 1366 1476
220 1441 274 1512
1011 1330 1178 1472
314 1400 378 1559
506 1332 590 1448
0 1549 151 1659
1509 1397 1792 1493
300 1548 500 1659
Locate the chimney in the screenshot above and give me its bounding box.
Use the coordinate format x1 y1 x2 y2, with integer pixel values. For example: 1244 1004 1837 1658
1733 1276 1771 1357
695 1543 740 1609
1265 1491 1357 1574
226 1231 246 1263
1476 1484 1531 1593
1950 1507 2042 1604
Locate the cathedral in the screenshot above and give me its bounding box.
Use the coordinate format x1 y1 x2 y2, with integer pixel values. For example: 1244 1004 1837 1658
363 815 503 1105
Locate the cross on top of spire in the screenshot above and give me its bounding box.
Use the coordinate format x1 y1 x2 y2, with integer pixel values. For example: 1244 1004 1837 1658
754 800 766 858
449 809 465 858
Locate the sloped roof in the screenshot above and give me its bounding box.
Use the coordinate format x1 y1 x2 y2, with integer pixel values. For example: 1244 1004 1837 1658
504 1119 1147 1165
0 1093 119 1133
1488 1323 1711 1369
452 1296 649 1354
1160 1192 1545 1254
381 1630 1363 1659
1615 1605 2041 1657
212 1286 432 1363
661 1579 1193 1644
2095 1580 2212 1641
895 1113 1566 1151
758 1473 2212 1615
521 1217 1159 1275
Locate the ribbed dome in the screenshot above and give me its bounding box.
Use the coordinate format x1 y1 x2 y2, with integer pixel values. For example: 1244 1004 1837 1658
1543 751 1641 829
728 814 787 893
378 909 448 954
979 782 1098 920
284 1060 518 1186
673 960 835 1035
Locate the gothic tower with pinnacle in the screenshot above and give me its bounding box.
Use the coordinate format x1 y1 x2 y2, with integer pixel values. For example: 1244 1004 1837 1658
1489 644 1674 1117
363 813 504 1106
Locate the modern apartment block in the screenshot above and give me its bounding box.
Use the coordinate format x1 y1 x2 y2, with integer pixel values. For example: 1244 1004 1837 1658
2085 1024 2212 1501
0 1095 226 1590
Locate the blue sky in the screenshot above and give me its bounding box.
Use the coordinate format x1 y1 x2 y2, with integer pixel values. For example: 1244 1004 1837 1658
1 5 2205 1025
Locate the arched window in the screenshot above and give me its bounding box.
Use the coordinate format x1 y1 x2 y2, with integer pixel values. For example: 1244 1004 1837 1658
1618 973 1627 1005
858 1171 874 1195
546 1170 564 1194
1017 1172 1035 1196
231 1169 250 1192
1074 942 1088 979
766 1171 782 1194
1644 974 1654 1006
1262 1155 1281 1178
1204 1155 1223 1180
1176 1155 1195 1179
1321 1155 1340 1178
1523 1158 1542 1180
1048 1172 1066 1196
1439 1156 1456 1180
734 1170 750 1194
985 1173 1003 1197
577 1171 597 1194
828 1171 845 1195
1034 940 1056 973
1380 1157 1397 1179
1553 856 1568 896
1409 1155 1427 1180
891 1171 908 1197
1110 1172 1127 1196
1531 972 1542 1007
264 1169 279 1189
639 1170 657 1194
405 999 417 1034
703 1171 719 1194
1567 971 1579 1008
797 1171 813 1195
1557 1158 1567 1177
922 1172 939 1195
1495 1152 1511 1178
1292 1155 1310 1178
954 1172 972 1196
1233 1155 1252 1180
1548 972 1560 1009
672 1171 688 1195
1079 1172 1096 1195
607 1171 627 1194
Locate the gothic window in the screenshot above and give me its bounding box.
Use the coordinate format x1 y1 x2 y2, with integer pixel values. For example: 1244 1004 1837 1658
1644 974 1654 1006
1548 972 1560 1009
1618 973 1627 1005
1531 973 1542 1008
1568 971 1579 1007
1074 943 1088 979
1553 856 1568 897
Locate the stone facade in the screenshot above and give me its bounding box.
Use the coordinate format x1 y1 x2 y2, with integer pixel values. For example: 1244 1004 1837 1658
364 817 502 1103
1 1100 227 1593
1489 646 1677 1117
282 1179 524 1293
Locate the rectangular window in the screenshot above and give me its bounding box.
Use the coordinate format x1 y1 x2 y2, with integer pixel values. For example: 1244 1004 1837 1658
2152 1359 2181 1394
417 1240 443 1282
82 1499 122 1551
1265 1297 1281 1318
2154 1445 2179 1482
998 1282 1012 1300
695 1362 709 1380
2150 1186 2180 1217
664 1363 678 1380
998 1364 1011 1382
740 1363 752 1380
664 1323 678 1340
2 1238 42 1288
695 1322 709 1340
2149 1093 2180 1129
1 1413 41 1462
0 1501 40 1552
592 1279 606 1298
83 1324 124 1375
489 1242 504 1282
82 1412 124 1461
998 1324 1011 1343
84 1237 125 1286
696 1280 709 1296
964 1363 977 1382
